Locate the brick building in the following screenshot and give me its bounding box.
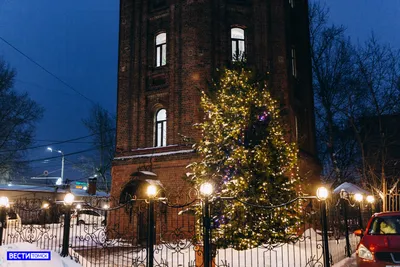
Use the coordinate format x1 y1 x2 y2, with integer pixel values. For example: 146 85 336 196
111 0 320 206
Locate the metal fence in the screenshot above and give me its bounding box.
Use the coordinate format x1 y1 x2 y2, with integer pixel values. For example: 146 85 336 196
0 190 363 267
386 182 400 212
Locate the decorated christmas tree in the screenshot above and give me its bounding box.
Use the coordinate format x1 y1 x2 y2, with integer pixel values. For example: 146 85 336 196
188 67 302 250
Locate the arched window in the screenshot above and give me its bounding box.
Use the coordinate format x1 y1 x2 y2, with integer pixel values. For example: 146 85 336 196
231 28 246 61
155 33 167 67
155 109 167 147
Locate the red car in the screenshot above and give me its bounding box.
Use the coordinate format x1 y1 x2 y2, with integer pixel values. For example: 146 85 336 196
355 211 400 267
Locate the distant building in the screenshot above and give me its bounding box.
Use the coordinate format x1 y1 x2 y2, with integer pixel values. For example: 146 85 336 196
0 182 108 200
112 0 320 203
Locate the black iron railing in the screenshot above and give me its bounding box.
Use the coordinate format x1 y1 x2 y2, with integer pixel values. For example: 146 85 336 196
0 191 363 267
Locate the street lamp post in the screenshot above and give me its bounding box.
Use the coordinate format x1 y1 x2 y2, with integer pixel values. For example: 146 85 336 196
0 196 9 246
76 204 81 226
366 195 375 216
146 185 157 267
200 182 214 267
61 193 74 257
354 193 364 229
47 147 64 185
339 190 352 258
103 204 109 226
316 187 330 267
42 202 49 227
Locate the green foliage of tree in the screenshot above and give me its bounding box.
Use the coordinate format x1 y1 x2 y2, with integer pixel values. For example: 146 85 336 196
188 67 301 250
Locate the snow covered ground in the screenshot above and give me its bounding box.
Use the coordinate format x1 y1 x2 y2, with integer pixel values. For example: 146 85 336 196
0 242 81 267
71 228 360 267
1 224 360 266
333 254 357 267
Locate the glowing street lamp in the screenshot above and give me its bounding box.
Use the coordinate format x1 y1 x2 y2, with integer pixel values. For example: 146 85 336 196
64 193 75 205
316 186 329 201
354 193 363 202
366 195 375 204
200 182 214 197
0 197 9 207
147 185 158 198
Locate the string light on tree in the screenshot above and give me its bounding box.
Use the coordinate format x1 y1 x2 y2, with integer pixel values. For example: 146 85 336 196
188 66 301 250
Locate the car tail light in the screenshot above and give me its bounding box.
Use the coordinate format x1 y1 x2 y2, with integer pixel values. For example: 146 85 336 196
358 244 374 261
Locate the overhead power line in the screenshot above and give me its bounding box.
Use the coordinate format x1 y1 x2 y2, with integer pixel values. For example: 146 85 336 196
34 140 97 144
15 144 113 164
0 35 97 105
0 128 115 153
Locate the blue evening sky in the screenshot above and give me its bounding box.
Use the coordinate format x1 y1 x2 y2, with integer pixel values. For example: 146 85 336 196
0 0 399 182
322 0 400 46
0 0 119 181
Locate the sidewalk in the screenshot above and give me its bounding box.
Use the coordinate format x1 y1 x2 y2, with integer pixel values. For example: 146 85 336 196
335 254 357 267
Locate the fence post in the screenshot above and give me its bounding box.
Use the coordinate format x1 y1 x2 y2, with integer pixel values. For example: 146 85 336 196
0 206 5 246
0 197 9 246
147 198 155 267
341 199 351 257
203 196 211 267
358 202 363 229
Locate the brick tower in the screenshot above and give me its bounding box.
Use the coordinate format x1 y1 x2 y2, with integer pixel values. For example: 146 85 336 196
112 0 320 201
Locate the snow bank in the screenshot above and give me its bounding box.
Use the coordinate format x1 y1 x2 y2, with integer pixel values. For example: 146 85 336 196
332 253 357 267
0 242 81 267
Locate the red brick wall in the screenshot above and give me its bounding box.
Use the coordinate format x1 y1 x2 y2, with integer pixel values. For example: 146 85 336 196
110 152 199 244
113 0 320 222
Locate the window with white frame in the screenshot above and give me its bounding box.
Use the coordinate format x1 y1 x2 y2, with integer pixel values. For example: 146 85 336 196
155 109 167 147
155 33 167 67
231 28 246 61
291 47 297 78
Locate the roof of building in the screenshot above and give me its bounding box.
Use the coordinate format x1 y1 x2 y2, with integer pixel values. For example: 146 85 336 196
0 184 109 197
333 182 370 195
